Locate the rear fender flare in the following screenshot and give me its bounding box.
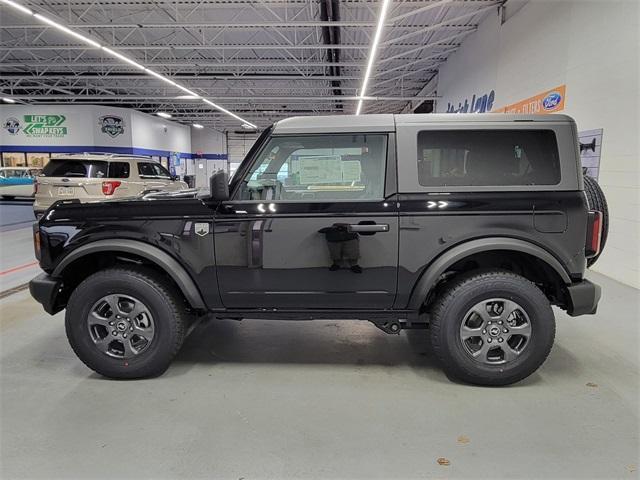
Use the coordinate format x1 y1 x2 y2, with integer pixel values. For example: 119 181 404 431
407 237 572 310
52 239 207 310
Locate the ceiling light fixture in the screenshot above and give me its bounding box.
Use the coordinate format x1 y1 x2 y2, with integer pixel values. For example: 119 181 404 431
0 0 257 129
101 46 144 70
2 97 16 103
203 99 257 130
355 0 392 116
192 123 204 129
156 112 172 119
176 95 200 100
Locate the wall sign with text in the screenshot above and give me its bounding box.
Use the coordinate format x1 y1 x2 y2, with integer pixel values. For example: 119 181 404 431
493 85 566 114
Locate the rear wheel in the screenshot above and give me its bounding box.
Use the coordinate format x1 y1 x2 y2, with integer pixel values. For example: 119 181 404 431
583 175 609 267
66 266 187 379
430 270 555 386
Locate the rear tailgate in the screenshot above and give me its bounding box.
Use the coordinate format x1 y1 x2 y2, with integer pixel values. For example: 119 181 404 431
38 159 109 200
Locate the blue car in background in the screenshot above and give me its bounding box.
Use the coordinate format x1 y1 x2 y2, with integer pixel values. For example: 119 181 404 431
0 167 40 200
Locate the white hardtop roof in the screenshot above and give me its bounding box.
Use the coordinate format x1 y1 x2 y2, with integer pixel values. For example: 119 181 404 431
50 153 151 161
272 113 574 134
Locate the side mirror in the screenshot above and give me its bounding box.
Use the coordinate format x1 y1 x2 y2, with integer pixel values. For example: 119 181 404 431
171 174 179 181
209 170 229 201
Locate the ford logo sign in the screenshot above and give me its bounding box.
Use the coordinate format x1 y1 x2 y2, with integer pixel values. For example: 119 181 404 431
542 91 562 111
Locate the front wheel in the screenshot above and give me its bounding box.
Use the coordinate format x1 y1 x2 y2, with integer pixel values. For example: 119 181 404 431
66 266 187 379
429 270 555 386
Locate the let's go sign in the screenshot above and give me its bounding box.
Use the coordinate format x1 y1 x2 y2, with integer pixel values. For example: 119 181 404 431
494 85 566 114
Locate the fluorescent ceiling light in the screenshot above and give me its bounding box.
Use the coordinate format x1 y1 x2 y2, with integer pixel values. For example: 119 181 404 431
34 13 101 48
0 0 256 128
156 112 172 119
0 0 32 15
175 85 200 98
145 68 177 86
176 95 199 100
102 46 144 70
192 123 204 129
355 0 392 115
203 98 257 130
2 97 16 103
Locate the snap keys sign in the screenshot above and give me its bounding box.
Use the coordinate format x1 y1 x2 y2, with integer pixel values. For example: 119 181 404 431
494 85 566 114
23 114 68 137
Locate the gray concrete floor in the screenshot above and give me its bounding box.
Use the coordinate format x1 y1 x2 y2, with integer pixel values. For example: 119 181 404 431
0 271 638 479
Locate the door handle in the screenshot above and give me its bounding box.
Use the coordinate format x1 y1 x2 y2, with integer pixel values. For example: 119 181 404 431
347 223 389 233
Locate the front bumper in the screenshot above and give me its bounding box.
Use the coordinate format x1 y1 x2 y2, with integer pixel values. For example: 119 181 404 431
29 273 64 315
566 279 601 316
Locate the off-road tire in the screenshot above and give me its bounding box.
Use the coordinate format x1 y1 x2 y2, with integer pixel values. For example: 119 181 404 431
430 270 555 386
583 175 609 267
66 266 187 379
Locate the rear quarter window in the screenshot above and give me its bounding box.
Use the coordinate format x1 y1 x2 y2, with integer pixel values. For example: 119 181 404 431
108 162 130 179
137 162 171 179
417 130 561 186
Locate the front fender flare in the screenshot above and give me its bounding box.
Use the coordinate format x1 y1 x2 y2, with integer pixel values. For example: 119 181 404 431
52 239 207 310
407 237 572 310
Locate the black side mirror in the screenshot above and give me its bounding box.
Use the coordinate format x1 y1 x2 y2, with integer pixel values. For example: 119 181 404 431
210 170 229 201
171 174 178 181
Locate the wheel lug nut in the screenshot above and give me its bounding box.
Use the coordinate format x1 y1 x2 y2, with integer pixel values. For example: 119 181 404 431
498 321 503 325
123 334 127 338
109 321 114 326
130 327 134 331
487 338 492 343
503 328 508 333
482 330 487 334
498 338 503 343
112 331 117 336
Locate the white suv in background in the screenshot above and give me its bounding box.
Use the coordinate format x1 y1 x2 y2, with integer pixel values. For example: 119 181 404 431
34 153 189 214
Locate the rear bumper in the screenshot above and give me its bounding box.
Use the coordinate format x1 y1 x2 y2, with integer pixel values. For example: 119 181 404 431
566 279 601 316
29 273 64 315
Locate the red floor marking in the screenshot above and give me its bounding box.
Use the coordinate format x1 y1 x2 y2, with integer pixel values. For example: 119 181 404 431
0 261 39 276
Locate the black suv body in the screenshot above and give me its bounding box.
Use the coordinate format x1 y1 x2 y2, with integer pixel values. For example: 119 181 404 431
30 113 602 385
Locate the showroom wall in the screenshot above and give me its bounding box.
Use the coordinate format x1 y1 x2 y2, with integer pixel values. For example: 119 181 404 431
0 104 227 159
435 0 639 288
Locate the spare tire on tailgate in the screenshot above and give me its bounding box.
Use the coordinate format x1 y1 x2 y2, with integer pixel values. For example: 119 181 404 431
583 174 609 267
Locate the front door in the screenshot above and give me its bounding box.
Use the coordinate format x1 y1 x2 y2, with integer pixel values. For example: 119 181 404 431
213 132 398 309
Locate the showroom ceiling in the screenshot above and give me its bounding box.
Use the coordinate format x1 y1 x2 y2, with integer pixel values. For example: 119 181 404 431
0 0 501 131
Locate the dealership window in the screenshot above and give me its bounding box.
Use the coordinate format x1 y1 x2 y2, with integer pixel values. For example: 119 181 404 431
235 134 388 201
417 130 561 186
2 152 26 167
26 153 50 169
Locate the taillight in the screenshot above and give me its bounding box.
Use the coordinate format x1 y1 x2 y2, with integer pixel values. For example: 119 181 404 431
585 211 603 258
102 180 121 195
33 223 41 261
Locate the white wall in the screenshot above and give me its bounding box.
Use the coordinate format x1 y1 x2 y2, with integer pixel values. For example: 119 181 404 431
129 110 190 153
435 0 639 288
190 125 226 155
0 104 198 156
1 105 133 149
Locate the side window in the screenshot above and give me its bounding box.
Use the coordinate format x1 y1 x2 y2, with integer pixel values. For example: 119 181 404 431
138 162 171 179
235 134 388 201
108 162 130 179
417 130 560 186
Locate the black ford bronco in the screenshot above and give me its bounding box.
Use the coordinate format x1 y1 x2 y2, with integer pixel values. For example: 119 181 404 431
30 113 605 385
